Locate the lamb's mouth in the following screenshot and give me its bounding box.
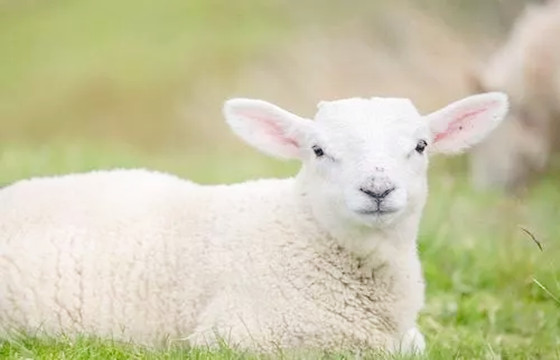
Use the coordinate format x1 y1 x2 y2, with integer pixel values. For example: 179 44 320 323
356 208 399 216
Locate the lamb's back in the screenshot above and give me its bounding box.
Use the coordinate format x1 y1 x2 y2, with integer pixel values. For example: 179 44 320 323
0 169 205 342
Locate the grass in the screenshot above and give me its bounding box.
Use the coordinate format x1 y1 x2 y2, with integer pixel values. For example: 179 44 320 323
0 143 559 359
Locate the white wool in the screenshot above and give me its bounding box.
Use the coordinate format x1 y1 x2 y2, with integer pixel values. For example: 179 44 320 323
317 98 420 122
0 93 507 354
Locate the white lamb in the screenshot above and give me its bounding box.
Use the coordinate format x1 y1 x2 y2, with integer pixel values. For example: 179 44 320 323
0 93 508 354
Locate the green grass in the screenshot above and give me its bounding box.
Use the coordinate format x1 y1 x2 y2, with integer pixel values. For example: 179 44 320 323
0 143 559 359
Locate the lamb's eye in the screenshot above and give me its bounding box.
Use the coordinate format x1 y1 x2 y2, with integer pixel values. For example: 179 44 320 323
415 140 427 154
311 145 324 157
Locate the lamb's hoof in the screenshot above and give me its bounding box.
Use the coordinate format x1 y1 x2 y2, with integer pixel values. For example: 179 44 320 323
393 327 425 354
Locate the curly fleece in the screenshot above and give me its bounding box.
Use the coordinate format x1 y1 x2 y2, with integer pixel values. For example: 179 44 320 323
0 169 423 350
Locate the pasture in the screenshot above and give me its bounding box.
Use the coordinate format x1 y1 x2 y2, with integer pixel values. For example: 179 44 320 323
1 0 559 358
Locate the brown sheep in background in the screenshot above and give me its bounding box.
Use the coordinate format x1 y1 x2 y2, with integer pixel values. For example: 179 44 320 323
470 0 560 192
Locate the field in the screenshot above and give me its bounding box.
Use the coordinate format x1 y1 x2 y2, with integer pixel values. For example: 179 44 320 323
1 0 559 359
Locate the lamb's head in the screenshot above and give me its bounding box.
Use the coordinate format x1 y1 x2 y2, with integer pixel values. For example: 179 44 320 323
224 93 508 234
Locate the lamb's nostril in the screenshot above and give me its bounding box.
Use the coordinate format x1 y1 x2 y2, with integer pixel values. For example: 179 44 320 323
380 187 396 198
360 186 396 200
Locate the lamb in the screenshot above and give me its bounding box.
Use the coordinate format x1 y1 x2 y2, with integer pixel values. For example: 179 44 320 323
0 92 508 354
469 0 560 191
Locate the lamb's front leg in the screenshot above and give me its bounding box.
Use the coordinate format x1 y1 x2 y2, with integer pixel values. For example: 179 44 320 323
391 327 425 354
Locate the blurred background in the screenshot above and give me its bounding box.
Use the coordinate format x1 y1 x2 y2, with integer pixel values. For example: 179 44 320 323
1 1 560 356
0 0 543 178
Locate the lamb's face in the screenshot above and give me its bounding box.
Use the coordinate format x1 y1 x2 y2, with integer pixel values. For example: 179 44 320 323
300 98 430 227
224 93 508 233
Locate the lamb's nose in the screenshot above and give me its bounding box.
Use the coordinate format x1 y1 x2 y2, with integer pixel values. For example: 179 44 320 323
359 186 396 201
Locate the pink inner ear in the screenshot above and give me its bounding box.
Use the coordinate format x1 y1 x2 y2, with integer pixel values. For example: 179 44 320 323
433 105 493 143
238 109 299 148
264 122 299 148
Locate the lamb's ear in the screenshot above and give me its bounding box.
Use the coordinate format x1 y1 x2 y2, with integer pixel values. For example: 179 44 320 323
426 92 509 155
223 98 313 159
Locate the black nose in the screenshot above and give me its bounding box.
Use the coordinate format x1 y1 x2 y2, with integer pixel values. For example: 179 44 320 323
360 186 396 200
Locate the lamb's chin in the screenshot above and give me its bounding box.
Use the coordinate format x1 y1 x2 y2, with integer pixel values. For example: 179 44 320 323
351 209 403 229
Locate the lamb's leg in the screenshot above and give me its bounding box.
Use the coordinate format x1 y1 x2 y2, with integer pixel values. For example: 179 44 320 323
392 327 425 354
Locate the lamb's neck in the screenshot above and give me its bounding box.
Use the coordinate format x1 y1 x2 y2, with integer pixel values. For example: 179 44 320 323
334 214 421 267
